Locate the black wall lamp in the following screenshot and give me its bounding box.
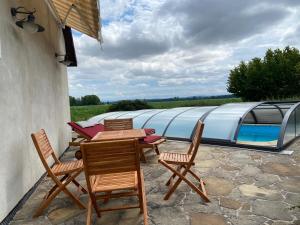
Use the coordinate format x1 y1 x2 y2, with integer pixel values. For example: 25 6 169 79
55 53 72 66
11 7 45 33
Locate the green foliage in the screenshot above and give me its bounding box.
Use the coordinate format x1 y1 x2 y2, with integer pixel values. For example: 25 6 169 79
227 46 300 101
81 95 101 105
69 95 101 106
108 100 152 112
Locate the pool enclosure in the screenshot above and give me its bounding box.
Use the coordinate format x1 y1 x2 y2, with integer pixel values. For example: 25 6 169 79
82 101 300 151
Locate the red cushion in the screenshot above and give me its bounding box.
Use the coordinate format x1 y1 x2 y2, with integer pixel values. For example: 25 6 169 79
144 128 155 135
141 135 162 144
68 122 104 139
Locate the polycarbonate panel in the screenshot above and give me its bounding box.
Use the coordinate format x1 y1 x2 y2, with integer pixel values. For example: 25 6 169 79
117 109 154 119
133 109 166 128
203 103 259 141
86 111 121 124
165 107 216 139
252 107 283 124
297 106 300 136
283 111 296 145
98 111 133 123
144 107 194 135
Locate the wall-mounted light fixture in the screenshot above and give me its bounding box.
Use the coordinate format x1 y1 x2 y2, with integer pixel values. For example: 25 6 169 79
11 7 45 33
55 53 72 66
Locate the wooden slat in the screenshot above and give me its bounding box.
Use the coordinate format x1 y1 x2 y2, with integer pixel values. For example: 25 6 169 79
50 0 100 40
104 118 133 131
53 0 99 23
92 129 146 141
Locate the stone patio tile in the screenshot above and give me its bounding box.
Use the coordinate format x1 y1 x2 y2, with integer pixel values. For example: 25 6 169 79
239 184 282 200
10 217 52 225
190 213 227 225
252 199 293 221
219 197 242 210
261 162 300 177
205 177 234 196
9 140 300 225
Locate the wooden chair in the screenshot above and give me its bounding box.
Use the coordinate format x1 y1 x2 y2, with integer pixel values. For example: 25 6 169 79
31 129 87 217
104 118 166 161
81 139 148 225
158 121 210 202
104 118 133 131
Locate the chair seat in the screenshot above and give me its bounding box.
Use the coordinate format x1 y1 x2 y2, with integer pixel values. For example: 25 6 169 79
51 160 83 176
91 171 138 193
140 135 165 145
159 152 191 165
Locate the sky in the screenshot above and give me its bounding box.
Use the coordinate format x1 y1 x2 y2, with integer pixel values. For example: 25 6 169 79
68 0 300 101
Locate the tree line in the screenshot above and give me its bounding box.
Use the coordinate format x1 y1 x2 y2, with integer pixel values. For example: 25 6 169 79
227 46 300 101
69 95 101 106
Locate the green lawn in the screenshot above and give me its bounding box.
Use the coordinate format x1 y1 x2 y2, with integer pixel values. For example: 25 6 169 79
70 98 241 121
70 105 110 121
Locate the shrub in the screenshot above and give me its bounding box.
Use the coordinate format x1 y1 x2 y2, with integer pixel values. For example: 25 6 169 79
108 100 152 112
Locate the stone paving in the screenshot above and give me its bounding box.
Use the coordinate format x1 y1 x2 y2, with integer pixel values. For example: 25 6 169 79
10 140 300 225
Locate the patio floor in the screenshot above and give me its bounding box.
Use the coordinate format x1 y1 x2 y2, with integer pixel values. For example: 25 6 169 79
10 140 300 225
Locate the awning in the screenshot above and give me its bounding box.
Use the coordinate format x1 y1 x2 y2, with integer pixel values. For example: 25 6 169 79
46 0 102 42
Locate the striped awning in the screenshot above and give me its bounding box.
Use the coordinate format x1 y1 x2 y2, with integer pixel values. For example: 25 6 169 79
46 0 102 42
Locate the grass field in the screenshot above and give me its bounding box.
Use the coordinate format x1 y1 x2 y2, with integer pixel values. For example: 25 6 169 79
70 98 241 121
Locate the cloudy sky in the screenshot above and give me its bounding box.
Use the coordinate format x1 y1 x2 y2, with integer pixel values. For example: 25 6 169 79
68 0 300 101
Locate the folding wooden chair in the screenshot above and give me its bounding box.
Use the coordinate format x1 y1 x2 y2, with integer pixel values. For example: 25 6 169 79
31 129 87 217
81 139 148 225
158 121 210 202
104 118 133 131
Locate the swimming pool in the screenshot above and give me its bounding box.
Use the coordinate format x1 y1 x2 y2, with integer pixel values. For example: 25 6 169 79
237 124 281 142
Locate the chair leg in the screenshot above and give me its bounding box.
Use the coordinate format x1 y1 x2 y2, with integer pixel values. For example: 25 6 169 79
140 171 148 225
72 178 88 194
34 171 86 217
140 147 147 162
154 145 160 155
160 160 210 202
165 165 183 186
62 187 86 209
86 198 93 225
103 191 111 203
90 194 101 218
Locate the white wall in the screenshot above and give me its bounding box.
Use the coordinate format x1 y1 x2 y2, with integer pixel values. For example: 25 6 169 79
0 0 71 221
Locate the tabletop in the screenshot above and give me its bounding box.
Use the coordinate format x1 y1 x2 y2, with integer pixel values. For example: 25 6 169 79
91 129 146 142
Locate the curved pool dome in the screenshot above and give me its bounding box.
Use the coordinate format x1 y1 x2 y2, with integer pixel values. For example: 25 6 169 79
85 101 300 151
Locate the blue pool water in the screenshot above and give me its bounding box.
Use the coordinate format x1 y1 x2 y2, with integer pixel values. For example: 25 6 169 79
237 124 281 142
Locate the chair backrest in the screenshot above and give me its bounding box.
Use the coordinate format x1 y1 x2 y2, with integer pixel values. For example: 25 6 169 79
31 129 60 173
81 139 140 176
187 121 204 160
104 118 133 131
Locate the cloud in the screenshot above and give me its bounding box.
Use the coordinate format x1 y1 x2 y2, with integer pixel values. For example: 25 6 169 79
68 0 300 101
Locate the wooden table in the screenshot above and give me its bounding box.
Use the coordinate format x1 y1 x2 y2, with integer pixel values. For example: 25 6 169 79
91 129 146 141
91 129 147 161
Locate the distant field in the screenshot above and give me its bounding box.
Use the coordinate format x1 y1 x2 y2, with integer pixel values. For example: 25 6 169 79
70 98 241 121
149 98 241 108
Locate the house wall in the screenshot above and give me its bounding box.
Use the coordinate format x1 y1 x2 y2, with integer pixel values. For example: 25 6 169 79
0 0 71 221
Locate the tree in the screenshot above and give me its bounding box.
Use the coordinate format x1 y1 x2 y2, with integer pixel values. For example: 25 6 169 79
69 96 77 106
227 46 300 101
81 95 101 105
108 100 152 112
